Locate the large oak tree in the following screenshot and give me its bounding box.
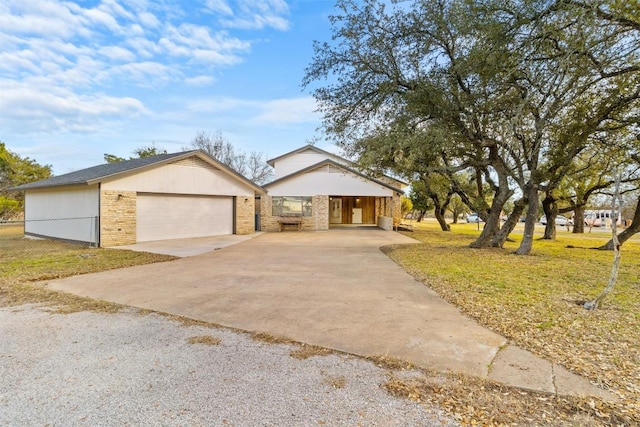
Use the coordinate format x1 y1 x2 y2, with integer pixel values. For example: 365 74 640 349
304 0 640 254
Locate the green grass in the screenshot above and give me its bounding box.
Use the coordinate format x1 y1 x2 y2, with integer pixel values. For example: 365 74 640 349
385 220 640 421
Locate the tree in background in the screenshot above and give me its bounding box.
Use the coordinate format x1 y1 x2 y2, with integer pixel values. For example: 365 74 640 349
104 144 167 163
0 142 52 219
400 196 413 220
408 181 433 223
187 131 273 185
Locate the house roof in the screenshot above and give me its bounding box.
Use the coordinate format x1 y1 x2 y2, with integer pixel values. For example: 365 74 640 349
267 144 408 188
263 158 404 194
9 150 266 194
266 144 348 167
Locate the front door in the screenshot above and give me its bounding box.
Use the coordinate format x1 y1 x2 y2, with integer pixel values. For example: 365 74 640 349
352 208 362 224
330 198 342 224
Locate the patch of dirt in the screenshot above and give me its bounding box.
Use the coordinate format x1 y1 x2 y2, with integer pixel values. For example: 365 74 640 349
187 335 221 346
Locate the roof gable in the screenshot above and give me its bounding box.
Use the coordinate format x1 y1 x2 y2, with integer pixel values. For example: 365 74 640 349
264 159 403 193
267 145 349 167
267 144 408 188
10 151 266 194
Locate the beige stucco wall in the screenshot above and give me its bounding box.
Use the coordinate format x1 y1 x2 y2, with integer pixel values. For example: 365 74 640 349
100 190 137 247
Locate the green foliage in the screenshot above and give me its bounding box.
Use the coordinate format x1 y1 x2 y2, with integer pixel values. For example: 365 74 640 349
400 196 413 217
103 153 126 163
0 142 52 218
0 196 20 218
409 181 433 213
304 0 640 253
104 144 167 163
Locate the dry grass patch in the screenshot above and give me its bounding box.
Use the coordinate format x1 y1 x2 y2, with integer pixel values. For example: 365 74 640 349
321 372 347 389
368 354 417 371
250 332 296 345
0 226 176 312
290 343 335 360
384 221 639 423
383 372 628 426
187 335 221 346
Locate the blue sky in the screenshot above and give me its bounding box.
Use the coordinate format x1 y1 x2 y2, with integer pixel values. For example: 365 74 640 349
0 0 338 175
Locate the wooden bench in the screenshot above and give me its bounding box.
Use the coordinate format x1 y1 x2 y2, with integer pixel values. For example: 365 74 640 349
278 216 302 232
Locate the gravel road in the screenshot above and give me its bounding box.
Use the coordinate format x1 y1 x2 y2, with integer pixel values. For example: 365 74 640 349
0 305 459 426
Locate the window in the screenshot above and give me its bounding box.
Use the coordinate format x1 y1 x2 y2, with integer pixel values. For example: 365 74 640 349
272 196 312 217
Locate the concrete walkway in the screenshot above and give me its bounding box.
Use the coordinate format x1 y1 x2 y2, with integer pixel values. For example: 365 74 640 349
46 229 611 399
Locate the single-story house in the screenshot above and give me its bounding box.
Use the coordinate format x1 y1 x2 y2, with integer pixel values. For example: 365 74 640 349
260 145 406 231
10 151 265 247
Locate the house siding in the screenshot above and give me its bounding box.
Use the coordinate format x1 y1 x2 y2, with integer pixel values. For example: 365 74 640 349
272 150 349 179
24 186 100 244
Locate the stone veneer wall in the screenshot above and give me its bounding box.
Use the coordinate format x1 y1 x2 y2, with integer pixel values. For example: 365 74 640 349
392 193 402 227
313 195 329 231
235 195 256 235
260 195 329 232
100 190 137 247
374 195 402 230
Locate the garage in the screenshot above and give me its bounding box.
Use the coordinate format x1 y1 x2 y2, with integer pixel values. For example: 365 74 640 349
136 194 234 242
12 151 265 247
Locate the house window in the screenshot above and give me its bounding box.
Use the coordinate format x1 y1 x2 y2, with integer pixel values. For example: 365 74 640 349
272 196 312 216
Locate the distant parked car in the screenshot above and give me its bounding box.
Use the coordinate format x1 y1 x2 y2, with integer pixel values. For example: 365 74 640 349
466 213 482 223
540 215 572 226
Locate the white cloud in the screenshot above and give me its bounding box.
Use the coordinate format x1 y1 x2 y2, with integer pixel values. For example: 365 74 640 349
185 75 216 86
184 96 255 113
254 97 320 124
217 0 290 30
0 0 295 148
204 0 233 15
138 11 160 28
0 80 147 134
98 45 137 62
0 0 85 39
106 61 179 87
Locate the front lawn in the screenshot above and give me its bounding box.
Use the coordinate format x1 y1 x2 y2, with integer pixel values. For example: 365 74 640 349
0 223 176 312
385 220 640 422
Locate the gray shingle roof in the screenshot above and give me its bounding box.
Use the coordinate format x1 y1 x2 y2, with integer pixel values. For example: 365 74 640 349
9 151 197 191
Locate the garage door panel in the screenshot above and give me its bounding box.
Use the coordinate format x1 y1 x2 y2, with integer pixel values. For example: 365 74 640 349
137 194 233 242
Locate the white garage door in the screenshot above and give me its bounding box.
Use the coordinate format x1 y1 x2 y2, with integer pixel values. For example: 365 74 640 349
137 194 233 242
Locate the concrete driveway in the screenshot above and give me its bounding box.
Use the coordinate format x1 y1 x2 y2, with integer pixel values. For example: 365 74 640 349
45 229 610 397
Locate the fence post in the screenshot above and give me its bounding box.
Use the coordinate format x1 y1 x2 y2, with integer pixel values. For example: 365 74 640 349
93 216 99 248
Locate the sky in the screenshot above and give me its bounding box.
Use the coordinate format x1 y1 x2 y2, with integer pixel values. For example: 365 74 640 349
0 0 339 175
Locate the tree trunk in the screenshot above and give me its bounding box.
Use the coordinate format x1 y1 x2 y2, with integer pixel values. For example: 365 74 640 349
515 184 539 255
573 205 585 234
428 191 451 232
491 198 526 248
470 184 512 248
434 207 451 231
598 195 640 250
451 207 461 224
541 194 557 240
586 175 623 310
543 219 557 240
